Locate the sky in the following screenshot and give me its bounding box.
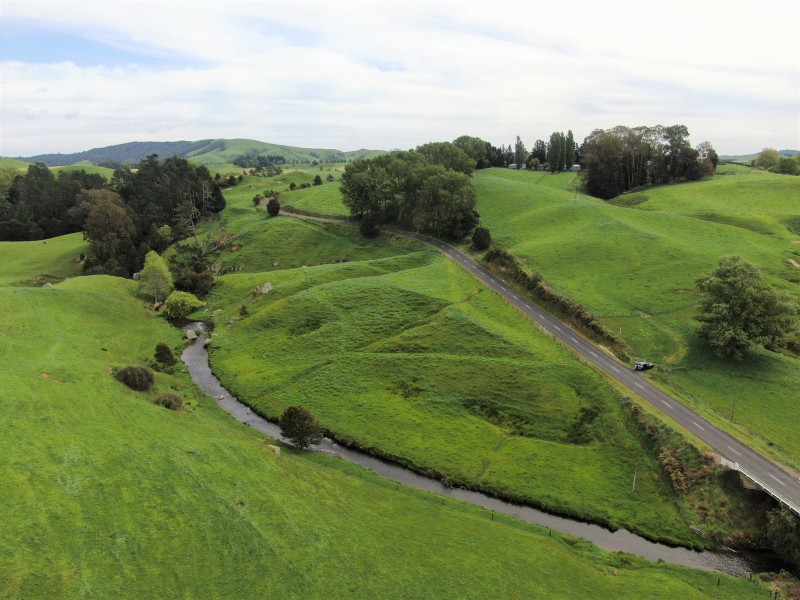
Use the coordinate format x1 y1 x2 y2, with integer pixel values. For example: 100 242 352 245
1 0 798 157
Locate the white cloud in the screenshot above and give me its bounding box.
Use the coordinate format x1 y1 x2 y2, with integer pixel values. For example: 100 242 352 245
1 0 798 156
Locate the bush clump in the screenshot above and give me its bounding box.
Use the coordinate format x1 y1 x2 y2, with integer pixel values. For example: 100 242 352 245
154 393 183 410
359 214 380 238
162 291 204 320
116 365 155 392
471 226 492 250
154 342 177 367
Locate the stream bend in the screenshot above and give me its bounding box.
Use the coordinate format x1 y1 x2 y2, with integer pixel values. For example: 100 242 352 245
181 323 780 576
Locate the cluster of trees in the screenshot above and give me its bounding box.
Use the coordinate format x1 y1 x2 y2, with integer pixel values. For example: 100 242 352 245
0 165 107 239
214 173 243 188
580 125 717 199
0 156 226 277
232 152 286 168
341 143 479 239
755 148 800 175
451 132 580 172
696 255 798 359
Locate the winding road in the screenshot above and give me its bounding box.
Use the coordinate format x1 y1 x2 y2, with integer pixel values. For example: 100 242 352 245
285 212 800 516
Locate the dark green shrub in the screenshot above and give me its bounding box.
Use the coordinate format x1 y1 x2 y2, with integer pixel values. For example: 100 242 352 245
116 366 155 391
472 226 492 250
266 197 281 217
154 393 183 410
359 215 380 238
154 343 177 367
175 268 214 296
203 316 216 332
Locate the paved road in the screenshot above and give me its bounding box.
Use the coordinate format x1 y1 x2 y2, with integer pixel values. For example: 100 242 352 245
285 212 800 515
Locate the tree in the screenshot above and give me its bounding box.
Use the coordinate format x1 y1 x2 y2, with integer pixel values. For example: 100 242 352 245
547 132 565 172
82 192 136 264
565 130 576 168
313 175 323 186
452 135 490 169
756 148 780 170
471 226 492 250
139 250 173 304
266 197 281 217
513 136 527 170
696 255 798 359
773 156 800 175
279 405 323 448
417 141 476 175
162 290 204 320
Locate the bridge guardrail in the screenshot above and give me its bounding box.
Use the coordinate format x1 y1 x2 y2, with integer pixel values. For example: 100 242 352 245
723 460 800 517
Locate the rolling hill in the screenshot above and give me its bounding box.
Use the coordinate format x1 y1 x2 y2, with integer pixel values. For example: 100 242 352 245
15 139 385 168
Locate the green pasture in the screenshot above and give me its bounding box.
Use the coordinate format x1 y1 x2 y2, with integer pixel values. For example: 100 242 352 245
1 237 771 598
0 233 88 285
0 157 32 171
612 169 800 240
202 217 712 545
473 168 800 467
49 163 115 179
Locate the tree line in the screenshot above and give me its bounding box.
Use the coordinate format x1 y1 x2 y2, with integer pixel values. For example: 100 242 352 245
341 143 479 239
0 155 226 277
580 125 718 199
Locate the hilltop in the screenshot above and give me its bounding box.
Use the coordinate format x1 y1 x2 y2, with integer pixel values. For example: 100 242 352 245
13 139 385 168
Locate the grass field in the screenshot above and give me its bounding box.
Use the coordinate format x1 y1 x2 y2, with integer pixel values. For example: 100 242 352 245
0 156 32 171
50 163 115 179
200 215 726 546
0 233 88 285
1 236 774 598
472 168 800 468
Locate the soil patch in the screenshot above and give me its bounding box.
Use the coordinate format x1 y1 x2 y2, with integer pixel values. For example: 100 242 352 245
788 258 800 269
41 373 64 383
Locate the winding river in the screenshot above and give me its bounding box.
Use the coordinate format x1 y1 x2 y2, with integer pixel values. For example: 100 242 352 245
182 323 783 576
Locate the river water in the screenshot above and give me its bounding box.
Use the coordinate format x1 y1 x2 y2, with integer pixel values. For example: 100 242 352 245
181 324 783 576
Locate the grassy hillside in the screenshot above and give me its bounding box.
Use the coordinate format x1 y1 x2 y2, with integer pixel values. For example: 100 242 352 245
0 239 770 598
188 138 385 168
50 163 115 179
473 168 800 467
16 139 385 169
200 214 713 545
0 157 32 171
0 233 88 285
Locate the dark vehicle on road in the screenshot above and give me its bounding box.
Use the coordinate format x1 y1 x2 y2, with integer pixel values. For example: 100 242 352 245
634 361 654 371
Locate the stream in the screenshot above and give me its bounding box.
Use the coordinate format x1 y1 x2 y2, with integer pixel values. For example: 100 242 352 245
181 323 784 576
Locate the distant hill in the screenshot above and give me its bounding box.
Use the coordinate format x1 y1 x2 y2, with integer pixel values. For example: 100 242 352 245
16 139 386 167
720 149 798 163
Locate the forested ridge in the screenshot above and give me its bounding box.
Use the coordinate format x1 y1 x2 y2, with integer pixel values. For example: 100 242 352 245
0 155 225 276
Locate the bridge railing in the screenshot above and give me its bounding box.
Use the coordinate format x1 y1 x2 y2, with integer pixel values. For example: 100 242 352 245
722 460 800 517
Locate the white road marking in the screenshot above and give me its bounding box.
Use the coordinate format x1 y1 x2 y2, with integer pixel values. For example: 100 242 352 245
727 446 742 457
553 325 561 331
571 337 579 343
768 474 786 486
661 400 672 408
589 351 598 357
691 421 705 431
634 382 644 389
611 366 620 373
